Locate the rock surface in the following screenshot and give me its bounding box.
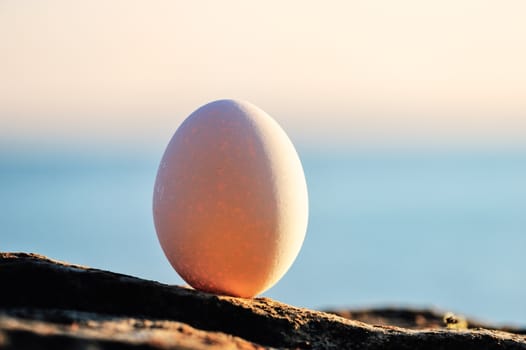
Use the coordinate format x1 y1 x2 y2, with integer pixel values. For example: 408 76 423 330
1 252 525 349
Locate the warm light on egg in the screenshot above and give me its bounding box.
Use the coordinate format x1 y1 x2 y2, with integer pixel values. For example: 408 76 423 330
153 99 308 297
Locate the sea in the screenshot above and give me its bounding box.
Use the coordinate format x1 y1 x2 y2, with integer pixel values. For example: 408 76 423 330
1 148 525 326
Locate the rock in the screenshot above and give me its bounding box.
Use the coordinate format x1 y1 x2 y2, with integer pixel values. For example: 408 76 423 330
0 252 525 349
325 308 526 333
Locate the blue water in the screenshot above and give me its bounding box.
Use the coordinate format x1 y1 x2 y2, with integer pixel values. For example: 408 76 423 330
1 149 525 326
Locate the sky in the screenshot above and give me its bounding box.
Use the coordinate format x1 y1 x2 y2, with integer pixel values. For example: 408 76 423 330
1 0 526 151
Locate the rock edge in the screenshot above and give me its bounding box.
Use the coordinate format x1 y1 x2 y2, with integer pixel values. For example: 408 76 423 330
1 252 525 349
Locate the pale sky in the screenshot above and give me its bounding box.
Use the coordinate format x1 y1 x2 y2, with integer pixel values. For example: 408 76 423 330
1 0 525 151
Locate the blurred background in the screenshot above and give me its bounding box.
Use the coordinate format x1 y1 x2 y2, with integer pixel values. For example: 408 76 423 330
1 1 525 325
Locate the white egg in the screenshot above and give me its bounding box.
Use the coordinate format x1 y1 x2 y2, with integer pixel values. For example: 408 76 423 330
153 99 308 297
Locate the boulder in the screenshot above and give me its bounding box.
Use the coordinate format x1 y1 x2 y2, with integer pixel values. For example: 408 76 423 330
1 252 525 349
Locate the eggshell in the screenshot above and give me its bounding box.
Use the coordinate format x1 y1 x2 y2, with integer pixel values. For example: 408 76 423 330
153 99 308 297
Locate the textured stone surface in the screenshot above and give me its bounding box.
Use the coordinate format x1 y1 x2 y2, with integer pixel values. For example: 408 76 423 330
1 252 525 349
325 308 526 334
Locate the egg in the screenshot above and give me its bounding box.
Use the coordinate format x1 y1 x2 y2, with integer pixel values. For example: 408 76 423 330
153 99 308 298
